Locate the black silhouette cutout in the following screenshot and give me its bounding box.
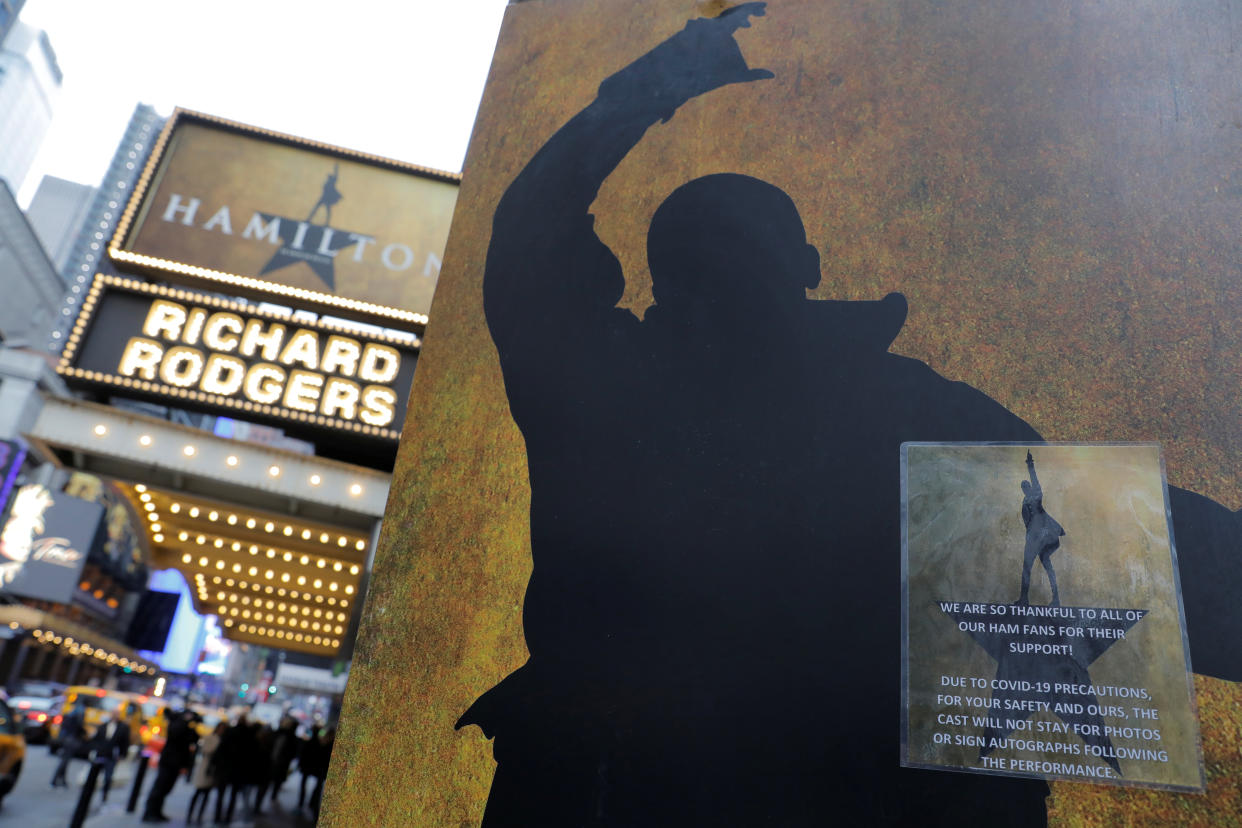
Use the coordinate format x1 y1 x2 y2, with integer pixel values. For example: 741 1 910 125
458 5 1242 826
307 163 342 225
1018 451 1065 606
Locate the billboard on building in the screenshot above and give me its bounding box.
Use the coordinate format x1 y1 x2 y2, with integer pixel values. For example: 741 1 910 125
0 485 101 604
58 275 417 442
110 110 460 327
133 569 206 674
327 2 1242 826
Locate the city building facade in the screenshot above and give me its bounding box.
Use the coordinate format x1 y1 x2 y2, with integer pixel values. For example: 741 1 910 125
0 180 64 345
0 19 60 193
2 105 458 713
25 175 94 273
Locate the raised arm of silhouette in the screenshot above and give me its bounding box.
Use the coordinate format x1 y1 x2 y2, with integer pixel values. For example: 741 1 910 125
484 3 773 423
1020 451 1042 526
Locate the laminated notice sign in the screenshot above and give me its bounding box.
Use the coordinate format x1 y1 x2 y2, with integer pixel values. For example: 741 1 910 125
902 443 1203 790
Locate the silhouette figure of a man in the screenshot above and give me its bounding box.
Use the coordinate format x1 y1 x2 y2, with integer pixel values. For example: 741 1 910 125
1018 451 1066 606
460 5 1242 826
307 163 342 225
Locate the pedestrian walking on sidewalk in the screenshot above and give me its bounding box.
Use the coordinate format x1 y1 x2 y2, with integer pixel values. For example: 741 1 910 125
87 711 131 802
142 709 199 823
50 698 86 788
216 713 257 824
187 721 225 824
298 725 334 817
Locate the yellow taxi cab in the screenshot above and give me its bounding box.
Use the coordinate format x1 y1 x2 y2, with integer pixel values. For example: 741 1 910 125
129 694 169 749
48 686 144 752
0 697 27 805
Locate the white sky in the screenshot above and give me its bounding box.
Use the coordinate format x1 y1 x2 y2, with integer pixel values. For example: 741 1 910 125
15 0 510 206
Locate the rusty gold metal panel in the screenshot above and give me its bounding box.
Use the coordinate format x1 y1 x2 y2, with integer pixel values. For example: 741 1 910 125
325 1 1242 824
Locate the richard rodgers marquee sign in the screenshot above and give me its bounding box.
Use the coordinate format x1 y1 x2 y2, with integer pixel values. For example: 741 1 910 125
58 276 416 441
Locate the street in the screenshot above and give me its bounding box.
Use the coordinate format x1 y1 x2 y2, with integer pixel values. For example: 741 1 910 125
1 745 317 827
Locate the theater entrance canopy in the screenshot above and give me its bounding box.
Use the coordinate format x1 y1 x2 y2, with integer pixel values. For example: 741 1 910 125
23 396 388 658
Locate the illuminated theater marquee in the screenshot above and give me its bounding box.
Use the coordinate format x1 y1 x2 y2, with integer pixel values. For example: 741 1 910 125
59 277 416 440
110 110 460 327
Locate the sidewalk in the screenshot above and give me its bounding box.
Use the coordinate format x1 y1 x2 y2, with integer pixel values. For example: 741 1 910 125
77 766 319 828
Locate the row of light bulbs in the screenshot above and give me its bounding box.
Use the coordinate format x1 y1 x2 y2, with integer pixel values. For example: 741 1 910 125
141 487 368 551
28 627 154 674
212 592 348 623
180 551 356 593
216 603 345 635
194 573 347 650
193 573 352 616
102 441 371 498
207 574 351 608
229 621 340 649
108 249 429 330
135 489 167 543
172 529 362 573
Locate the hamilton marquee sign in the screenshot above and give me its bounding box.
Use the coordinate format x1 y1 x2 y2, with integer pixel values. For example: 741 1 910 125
58 276 416 441
110 110 460 327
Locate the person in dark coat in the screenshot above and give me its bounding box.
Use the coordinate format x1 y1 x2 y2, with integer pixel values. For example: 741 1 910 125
215 714 258 824
187 721 226 825
142 709 199 823
88 710 131 802
250 722 276 814
269 715 300 798
300 727 334 817
50 698 86 788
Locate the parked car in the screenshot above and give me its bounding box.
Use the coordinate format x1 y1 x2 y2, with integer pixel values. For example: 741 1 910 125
10 681 64 700
0 698 26 806
7 696 55 744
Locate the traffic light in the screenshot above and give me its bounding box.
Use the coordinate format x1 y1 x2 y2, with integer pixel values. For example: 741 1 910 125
268 685 278 696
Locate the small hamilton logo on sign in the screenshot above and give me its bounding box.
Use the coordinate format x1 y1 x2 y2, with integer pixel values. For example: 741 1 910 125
257 164 369 290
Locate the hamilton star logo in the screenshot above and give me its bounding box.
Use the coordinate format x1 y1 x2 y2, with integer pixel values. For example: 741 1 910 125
258 163 372 290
